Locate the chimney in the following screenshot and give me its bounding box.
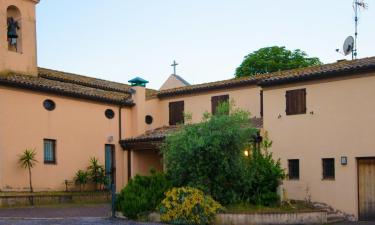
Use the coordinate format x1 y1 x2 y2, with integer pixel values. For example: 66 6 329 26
128 77 149 136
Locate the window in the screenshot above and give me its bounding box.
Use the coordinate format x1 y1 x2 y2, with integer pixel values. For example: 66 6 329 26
322 158 335 180
288 159 300 180
145 115 153 125
44 139 56 164
211 95 229 115
285 89 306 115
105 109 115 119
43 99 56 111
169 101 184 125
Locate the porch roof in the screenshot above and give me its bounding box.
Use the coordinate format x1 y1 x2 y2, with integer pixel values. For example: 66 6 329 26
120 117 263 150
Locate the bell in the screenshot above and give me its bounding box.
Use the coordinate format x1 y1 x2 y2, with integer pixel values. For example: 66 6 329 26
7 17 19 40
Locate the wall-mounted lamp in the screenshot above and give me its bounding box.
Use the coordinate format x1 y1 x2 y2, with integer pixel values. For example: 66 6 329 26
244 150 249 157
107 135 114 143
341 156 348 165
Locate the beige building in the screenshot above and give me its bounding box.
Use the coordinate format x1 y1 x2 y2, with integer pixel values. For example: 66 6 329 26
1 0 375 221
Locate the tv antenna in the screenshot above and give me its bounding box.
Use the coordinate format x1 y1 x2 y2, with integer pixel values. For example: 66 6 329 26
336 0 367 60
353 0 368 59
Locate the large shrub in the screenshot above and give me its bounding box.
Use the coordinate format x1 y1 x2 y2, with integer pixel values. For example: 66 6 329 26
242 135 285 206
163 102 285 206
159 187 223 225
116 169 171 219
163 103 257 204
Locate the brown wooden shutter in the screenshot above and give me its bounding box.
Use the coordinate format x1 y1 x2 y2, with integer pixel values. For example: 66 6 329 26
300 89 307 114
211 95 229 115
285 91 292 115
260 90 264 117
169 101 184 125
286 89 306 115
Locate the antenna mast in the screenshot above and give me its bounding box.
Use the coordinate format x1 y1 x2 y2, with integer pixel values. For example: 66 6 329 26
353 0 368 59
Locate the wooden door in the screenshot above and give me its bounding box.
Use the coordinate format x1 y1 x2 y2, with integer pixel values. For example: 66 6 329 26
358 158 375 221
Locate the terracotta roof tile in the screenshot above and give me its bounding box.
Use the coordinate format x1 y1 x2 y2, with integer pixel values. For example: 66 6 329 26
38 68 157 98
0 73 133 106
258 57 375 86
157 75 262 98
122 117 263 143
156 57 375 97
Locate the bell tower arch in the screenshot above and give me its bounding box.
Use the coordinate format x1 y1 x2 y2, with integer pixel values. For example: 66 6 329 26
0 0 39 76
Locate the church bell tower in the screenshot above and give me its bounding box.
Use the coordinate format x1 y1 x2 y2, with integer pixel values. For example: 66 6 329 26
0 0 39 76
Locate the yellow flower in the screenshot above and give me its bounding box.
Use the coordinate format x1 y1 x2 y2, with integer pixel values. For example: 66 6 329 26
159 187 223 225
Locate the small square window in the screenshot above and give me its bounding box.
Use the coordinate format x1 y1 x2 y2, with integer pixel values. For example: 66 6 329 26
44 139 56 164
288 159 300 180
322 158 335 180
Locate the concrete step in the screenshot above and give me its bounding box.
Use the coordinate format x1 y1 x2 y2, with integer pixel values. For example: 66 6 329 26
327 214 346 223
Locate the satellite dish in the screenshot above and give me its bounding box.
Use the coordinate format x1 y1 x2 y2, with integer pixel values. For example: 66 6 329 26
343 36 354 56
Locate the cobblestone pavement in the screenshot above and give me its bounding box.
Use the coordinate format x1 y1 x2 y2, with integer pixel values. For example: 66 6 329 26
0 218 163 225
0 204 111 218
333 222 375 225
0 204 164 224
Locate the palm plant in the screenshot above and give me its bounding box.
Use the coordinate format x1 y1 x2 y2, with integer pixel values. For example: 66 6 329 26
87 157 104 191
18 149 38 193
74 170 89 192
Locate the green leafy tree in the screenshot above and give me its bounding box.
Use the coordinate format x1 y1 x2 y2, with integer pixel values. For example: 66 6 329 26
235 46 322 78
162 102 257 204
74 170 89 192
18 149 38 193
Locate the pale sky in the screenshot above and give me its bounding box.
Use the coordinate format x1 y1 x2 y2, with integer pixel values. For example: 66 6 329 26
36 1 374 90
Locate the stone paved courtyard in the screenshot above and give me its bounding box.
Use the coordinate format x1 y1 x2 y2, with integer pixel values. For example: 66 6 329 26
0 204 164 225
0 204 374 225
0 218 163 225
0 204 111 218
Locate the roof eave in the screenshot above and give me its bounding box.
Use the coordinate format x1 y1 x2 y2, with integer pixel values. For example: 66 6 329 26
157 79 259 98
0 80 134 107
120 137 165 150
259 65 375 87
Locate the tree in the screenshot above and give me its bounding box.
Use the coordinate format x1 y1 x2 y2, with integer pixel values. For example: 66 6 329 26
235 46 322 78
19 149 38 193
162 102 257 204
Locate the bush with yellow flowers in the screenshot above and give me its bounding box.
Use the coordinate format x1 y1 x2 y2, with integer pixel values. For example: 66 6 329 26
159 187 223 225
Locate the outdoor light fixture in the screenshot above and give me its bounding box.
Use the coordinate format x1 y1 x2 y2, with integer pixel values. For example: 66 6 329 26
244 150 249 157
341 156 348 165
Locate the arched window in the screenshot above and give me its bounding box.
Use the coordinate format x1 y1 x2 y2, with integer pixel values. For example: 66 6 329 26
7 5 22 53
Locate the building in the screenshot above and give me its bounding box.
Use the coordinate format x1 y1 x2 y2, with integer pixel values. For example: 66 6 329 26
1 0 375 221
